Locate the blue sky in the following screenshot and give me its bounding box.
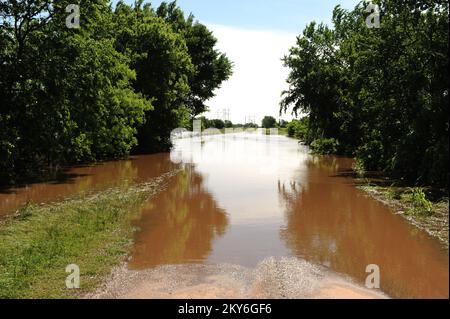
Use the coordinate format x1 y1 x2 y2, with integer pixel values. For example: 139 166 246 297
123 0 359 32
120 0 361 123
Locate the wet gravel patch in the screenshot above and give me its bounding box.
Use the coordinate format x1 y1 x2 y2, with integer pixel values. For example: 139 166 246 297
87 257 387 299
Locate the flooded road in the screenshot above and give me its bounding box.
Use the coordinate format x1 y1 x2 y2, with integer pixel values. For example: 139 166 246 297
0 153 178 218
1 132 448 298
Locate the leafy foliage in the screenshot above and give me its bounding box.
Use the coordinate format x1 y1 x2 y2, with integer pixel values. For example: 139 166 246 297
194 117 227 130
0 0 232 184
407 188 434 216
310 138 340 155
156 1 233 116
281 0 449 187
286 117 309 140
261 116 277 128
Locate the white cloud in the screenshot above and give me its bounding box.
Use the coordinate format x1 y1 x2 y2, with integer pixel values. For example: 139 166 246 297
204 24 297 124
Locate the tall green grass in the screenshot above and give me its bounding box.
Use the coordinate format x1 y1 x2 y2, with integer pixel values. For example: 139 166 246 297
0 178 171 299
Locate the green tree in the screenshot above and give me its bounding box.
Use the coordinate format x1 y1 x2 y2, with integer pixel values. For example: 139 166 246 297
156 1 233 116
113 1 193 153
1 0 151 183
281 0 449 187
224 120 233 128
261 116 277 128
281 21 346 147
209 119 225 129
0 0 232 184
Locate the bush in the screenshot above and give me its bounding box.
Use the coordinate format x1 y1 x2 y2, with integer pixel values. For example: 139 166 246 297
310 138 339 155
286 118 309 140
407 188 434 216
356 139 385 172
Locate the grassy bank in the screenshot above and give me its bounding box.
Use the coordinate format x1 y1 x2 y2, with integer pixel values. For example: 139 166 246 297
0 170 180 299
359 184 449 249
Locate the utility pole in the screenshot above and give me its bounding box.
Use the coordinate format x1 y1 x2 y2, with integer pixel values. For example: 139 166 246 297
224 108 230 122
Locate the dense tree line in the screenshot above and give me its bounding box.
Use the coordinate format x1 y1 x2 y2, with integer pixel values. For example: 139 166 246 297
281 0 449 187
0 0 232 184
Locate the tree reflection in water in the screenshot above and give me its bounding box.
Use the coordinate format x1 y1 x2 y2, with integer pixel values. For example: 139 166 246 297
0 153 179 217
278 156 449 299
129 164 229 268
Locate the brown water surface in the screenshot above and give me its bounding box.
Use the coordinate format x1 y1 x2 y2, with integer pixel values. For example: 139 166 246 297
1 133 448 298
0 153 177 217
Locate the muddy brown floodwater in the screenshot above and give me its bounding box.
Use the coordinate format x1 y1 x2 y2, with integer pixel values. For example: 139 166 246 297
0 153 178 218
1 132 448 298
